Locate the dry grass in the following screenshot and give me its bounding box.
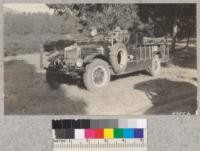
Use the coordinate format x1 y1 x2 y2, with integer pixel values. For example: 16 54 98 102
4 34 74 56
4 33 88 56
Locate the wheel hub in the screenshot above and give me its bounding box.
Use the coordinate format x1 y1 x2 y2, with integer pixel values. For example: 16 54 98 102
92 66 107 87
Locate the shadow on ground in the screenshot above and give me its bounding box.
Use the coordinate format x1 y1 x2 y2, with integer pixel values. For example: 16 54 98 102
134 78 197 114
172 46 196 69
111 71 149 81
4 60 87 115
59 75 85 89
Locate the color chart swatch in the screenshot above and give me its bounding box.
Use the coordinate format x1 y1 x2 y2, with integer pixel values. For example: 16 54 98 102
52 119 147 151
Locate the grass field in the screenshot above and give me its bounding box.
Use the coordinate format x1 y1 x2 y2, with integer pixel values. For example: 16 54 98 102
4 34 69 56
4 32 90 56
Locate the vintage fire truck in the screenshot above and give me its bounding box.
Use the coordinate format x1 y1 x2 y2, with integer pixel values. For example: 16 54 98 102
41 28 170 91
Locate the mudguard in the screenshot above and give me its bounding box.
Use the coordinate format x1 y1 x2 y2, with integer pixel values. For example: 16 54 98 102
83 54 110 65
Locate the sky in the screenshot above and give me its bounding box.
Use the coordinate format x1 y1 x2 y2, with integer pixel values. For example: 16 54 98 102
3 3 54 14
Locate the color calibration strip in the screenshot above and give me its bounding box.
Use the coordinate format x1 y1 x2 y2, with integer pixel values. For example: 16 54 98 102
52 119 146 139
53 128 144 139
52 119 147 151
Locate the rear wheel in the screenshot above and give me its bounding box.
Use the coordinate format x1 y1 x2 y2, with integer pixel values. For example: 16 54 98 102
83 59 110 91
149 55 161 76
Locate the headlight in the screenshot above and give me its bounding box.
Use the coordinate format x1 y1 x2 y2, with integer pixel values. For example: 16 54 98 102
76 59 83 67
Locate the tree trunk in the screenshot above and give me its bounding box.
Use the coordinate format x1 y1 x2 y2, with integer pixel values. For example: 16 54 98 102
185 30 191 48
175 29 191 51
170 10 178 55
170 24 178 55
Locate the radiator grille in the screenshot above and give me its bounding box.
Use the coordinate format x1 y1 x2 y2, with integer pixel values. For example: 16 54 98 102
65 48 79 64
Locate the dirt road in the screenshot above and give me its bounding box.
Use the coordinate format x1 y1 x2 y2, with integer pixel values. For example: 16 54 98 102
4 46 197 115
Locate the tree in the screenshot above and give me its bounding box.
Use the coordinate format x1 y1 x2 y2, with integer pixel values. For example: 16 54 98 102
47 4 140 32
137 4 196 53
47 4 196 53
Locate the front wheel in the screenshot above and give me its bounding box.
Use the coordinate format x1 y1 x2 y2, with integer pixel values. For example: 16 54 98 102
83 59 110 91
149 55 161 76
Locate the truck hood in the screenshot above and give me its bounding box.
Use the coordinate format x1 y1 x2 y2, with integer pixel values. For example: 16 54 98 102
79 44 103 51
79 44 105 56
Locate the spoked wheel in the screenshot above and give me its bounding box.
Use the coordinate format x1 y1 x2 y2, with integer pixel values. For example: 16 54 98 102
83 59 110 91
149 55 161 76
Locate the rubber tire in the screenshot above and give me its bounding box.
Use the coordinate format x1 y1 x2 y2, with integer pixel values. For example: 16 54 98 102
149 55 161 76
83 59 110 91
109 43 128 74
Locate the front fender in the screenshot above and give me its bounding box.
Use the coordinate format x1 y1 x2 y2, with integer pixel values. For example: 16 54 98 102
83 53 100 64
47 51 64 62
83 54 111 67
